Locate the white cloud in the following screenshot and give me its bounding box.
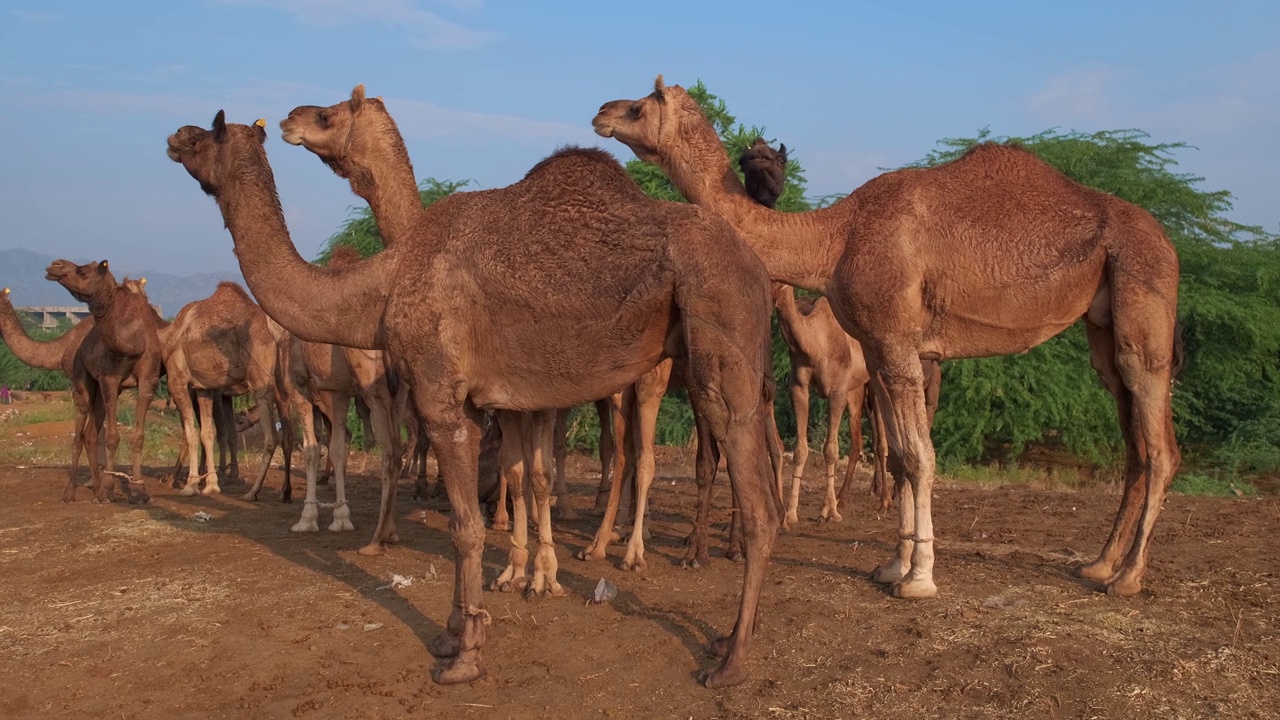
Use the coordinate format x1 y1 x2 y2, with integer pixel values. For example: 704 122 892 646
214 0 500 51
12 10 62 22
1027 66 1113 124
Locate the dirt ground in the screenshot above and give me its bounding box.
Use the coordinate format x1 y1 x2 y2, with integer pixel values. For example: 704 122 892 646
0 434 1277 718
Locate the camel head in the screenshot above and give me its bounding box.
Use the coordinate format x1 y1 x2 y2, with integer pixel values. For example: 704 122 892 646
593 74 709 166
122 277 148 297
280 84 394 179
167 110 269 196
738 138 788 209
45 259 115 303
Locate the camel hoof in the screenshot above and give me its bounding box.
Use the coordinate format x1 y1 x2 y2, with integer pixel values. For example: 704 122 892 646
357 543 387 557
621 556 646 572
724 549 744 563
240 492 259 502
328 520 356 532
200 485 222 497
490 519 510 532
1105 575 1143 597
432 657 485 685
872 560 908 585
819 510 843 523
680 552 709 570
783 512 799 529
290 521 320 533
61 491 76 504
892 576 938 599
128 493 151 505
178 485 200 497
576 545 607 562
1076 559 1116 582
525 581 565 599
428 632 459 659
701 663 748 689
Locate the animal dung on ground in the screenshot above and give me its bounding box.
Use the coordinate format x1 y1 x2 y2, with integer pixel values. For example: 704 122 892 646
589 577 618 605
192 511 214 522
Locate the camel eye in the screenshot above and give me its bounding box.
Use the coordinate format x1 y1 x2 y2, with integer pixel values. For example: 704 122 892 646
317 111 329 127
629 105 641 118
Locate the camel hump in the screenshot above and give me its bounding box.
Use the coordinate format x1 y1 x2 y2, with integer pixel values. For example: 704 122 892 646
214 281 254 302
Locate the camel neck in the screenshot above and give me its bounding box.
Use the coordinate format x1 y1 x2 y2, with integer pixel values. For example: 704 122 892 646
658 151 844 294
342 122 422 249
214 150 393 350
0 302 72 371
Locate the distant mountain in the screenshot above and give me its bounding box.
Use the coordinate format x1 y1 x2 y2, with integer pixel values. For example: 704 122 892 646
0 248 244 319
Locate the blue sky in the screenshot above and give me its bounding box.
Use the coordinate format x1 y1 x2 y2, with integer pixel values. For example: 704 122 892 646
1 0 1276 276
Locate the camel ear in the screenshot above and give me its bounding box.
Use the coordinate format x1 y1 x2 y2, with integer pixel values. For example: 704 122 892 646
252 118 267 143
653 74 666 101
212 110 228 142
140 277 147 288
778 143 788 162
2 288 9 297
350 84 366 112
97 260 109 273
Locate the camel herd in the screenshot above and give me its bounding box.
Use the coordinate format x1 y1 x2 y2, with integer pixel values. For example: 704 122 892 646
0 75 1182 689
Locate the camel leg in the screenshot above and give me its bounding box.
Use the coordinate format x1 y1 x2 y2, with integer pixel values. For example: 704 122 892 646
684 362 779 689
220 393 240 482
491 441 511 532
195 392 223 495
784 368 812 529
64 380 98 502
621 378 663 572
1078 314 1179 596
868 384 894 511
242 388 280 501
868 354 937 599
551 407 579 520
290 397 322 533
421 392 487 685
818 390 848 522
763 394 786 507
124 368 158 504
324 393 356 534
359 382 405 554
492 413 531 592
588 397 615 515
174 384 205 496
590 392 626 517
98 380 124 499
578 388 633 561
836 383 867 512
682 414 719 569
528 411 565 596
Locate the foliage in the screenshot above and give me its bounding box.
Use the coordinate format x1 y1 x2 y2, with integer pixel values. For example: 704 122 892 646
316 178 473 262
0 316 73 391
910 129 1280 473
1170 472 1257 498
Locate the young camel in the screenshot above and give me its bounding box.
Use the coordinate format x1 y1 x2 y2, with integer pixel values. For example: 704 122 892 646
46 259 166 503
597 76 1181 599
161 282 287 498
739 137 943 515
169 105 776 688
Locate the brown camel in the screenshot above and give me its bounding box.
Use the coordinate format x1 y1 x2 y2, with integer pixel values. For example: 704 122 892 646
597 76 1181 599
740 138 944 514
170 102 776 688
45 260 166 503
161 282 287 498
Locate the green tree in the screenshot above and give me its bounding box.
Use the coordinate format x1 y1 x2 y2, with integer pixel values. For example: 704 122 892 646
316 178 472 262
908 129 1280 474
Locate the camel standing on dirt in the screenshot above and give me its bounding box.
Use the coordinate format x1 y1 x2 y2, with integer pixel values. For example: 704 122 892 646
739 138 943 515
161 282 288 499
597 76 1181 599
169 104 776 688
45 260 166 504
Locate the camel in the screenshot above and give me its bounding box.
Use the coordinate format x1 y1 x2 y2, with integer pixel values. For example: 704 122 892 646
170 100 776 688
280 86 781 577
160 282 287 498
44 261 166 503
597 76 1182 599
263 251 404 547
740 137 944 515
